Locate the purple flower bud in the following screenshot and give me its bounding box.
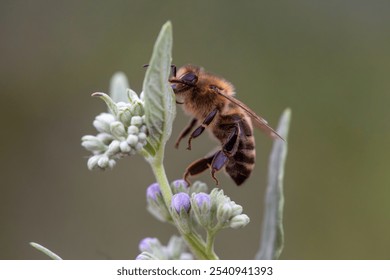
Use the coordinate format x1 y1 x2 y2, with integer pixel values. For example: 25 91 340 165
138 237 159 252
171 193 191 213
135 253 148 260
135 252 157 260
146 183 161 201
171 179 188 189
193 193 211 209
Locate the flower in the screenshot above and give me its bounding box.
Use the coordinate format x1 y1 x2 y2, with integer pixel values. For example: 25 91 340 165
146 183 161 201
171 179 188 189
229 214 250 229
170 193 192 234
193 192 211 210
216 203 233 225
171 193 191 213
208 188 250 230
138 237 160 252
146 182 171 222
81 80 148 170
191 192 211 227
136 236 193 260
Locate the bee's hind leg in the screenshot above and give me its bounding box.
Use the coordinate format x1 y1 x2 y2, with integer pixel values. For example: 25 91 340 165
184 123 240 186
184 151 228 186
183 153 215 186
209 124 240 184
209 151 229 185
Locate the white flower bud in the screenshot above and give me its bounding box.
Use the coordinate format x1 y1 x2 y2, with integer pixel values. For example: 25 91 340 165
131 102 144 116
81 135 96 142
131 116 143 127
231 202 243 216
118 108 132 127
82 83 147 172
110 121 126 139
81 135 106 152
93 113 115 133
217 203 233 225
108 159 116 168
127 134 138 147
135 142 144 151
97 155 109 168
107 140 120 156
119 141 131 153
96 133 114 145
138 132 147 142
87 155 101 170
127 125 139 135
229 214 250 229
140 125 148 134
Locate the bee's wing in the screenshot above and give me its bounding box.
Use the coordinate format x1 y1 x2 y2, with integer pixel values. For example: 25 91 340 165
215 91 284 141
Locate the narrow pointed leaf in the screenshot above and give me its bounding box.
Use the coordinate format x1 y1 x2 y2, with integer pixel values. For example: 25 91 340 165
142 21 176 161
256 108 291 260
30 242 63 260
91 92 118 116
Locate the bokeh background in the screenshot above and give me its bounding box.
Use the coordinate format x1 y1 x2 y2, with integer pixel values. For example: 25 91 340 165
1 0 389 259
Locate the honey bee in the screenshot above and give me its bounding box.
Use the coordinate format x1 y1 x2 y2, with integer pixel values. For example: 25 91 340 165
169 64 283 186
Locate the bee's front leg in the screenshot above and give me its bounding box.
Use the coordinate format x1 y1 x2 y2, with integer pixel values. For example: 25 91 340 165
175 118 197 149
187 108 218 150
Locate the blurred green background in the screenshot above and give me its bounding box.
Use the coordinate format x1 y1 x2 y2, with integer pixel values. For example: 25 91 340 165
1 0 389 259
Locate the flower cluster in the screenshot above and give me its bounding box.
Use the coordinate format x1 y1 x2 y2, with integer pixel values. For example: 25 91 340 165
146 180 207 223
136 236 193 260
81 89 147 170
146 179 250 234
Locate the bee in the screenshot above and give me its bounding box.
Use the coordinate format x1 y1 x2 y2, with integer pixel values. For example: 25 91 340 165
169 64 283 186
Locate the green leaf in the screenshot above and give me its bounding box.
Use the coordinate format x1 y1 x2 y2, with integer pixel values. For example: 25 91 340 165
91 92 118 116
142 21 176 161
255 108 291 260
30 242 63 260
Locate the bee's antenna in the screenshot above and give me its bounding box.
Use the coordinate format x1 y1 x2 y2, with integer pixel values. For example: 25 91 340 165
143 64 176 77
171 64 177 77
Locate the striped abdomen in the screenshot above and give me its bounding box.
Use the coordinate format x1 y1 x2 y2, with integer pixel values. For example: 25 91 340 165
225 118 256 185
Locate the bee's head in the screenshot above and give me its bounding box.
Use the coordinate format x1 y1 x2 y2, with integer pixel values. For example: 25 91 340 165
169 65 201 93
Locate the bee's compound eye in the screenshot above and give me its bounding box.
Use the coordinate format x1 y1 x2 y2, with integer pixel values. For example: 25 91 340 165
181 72 198 84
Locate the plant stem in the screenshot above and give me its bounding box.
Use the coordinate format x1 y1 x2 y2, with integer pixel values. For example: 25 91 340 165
206 230 217 257
150 159 172 206
183 232 218 260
